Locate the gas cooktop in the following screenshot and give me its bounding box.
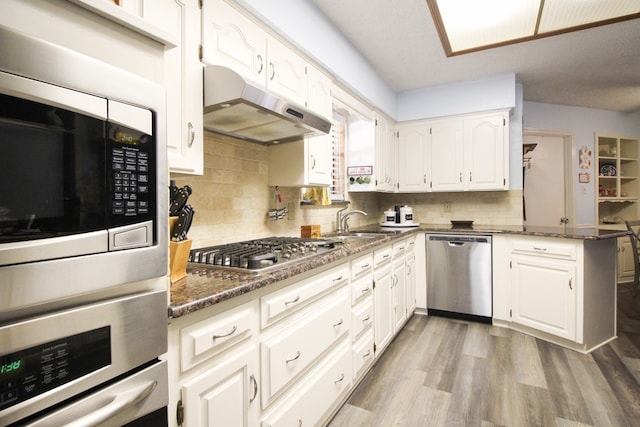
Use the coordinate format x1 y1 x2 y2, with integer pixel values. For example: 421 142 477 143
188 237 338 272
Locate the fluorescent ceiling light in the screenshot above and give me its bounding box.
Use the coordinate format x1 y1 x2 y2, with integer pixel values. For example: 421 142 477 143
427 0 640 55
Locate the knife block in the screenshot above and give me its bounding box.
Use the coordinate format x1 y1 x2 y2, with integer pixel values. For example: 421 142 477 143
169 239 192 283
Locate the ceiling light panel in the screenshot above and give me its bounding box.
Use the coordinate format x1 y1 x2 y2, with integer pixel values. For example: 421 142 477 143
436 0 540 52
539 0 640 33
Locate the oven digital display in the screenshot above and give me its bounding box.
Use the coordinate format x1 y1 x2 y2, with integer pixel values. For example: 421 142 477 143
0 327 111 411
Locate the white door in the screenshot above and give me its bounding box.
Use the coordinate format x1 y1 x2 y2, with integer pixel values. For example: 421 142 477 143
523 134 567 226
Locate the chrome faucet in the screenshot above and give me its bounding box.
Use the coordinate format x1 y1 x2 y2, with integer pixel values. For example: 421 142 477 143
336 203 350 233
340 210 367 232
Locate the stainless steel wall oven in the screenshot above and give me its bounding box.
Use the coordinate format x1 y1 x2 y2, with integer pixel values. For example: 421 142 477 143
0 25 168 426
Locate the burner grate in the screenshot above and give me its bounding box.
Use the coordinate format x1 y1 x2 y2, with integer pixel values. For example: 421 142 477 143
189 237 336 271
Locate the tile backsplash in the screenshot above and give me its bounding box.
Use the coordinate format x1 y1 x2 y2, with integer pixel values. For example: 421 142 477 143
170 132 522 248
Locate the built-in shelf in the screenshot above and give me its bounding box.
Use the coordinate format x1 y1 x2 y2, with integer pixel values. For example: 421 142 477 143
596 133 640 227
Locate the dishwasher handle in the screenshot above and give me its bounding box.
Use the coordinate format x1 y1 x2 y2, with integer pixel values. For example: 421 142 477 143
427 234 491 244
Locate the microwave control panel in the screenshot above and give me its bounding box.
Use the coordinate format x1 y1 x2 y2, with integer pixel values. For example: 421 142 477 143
109 124 156 222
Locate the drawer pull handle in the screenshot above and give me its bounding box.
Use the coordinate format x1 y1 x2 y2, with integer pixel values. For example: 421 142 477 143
362 315 371 322
333 275 343 282
286 351 301 364
363 350 371 358
333 319 344 327
361 263 370 270
569 278 573 290
212 325 237 340
361 287 371 294
285 296 300 306
249 374 258 403
383 254 390 259
334 373 345 384
533 247 547 251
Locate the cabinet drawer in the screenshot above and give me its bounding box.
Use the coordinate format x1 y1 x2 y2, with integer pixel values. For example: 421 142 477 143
351 253 373 280
351 296 373 341
352 331 374 380
180 300 257 372
351 274 373 305
511 238 577 260
373 245 393 268
261 264 349 328
261 291 350 404
261 341 352 427
392 239 407 258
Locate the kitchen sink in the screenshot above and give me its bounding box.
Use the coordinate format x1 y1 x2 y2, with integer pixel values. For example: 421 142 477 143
327 231 392 242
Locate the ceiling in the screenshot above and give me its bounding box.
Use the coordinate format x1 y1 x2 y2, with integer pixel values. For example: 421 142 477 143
310 0 640 114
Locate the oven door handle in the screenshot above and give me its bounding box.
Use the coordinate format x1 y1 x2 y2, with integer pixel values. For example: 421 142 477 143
63 380 158 427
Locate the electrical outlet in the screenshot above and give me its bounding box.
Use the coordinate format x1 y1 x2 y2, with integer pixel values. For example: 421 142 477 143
443 201 452 213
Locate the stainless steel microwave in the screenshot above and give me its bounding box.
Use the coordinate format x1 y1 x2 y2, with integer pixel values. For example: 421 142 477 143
0 26 168 322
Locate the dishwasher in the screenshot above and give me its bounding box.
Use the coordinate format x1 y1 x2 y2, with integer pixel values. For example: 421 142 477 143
426 234 492 323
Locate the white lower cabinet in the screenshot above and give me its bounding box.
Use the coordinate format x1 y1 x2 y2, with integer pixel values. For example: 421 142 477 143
260 289 350 407
373 245 394 356
167 298 260 427
492 234 618 353
169 240 423 426
405 242 417 314
617 236 635 283
181 343 259 427
511 254 577 341
261 341 352 427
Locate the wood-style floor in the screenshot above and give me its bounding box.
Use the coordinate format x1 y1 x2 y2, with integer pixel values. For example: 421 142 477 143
328 283 640 427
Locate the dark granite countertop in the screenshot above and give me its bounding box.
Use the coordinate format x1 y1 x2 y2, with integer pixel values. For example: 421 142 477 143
168 223 628 318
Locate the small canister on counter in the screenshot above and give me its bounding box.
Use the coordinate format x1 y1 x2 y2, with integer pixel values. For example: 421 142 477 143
384 209 396 223
400 205 413 223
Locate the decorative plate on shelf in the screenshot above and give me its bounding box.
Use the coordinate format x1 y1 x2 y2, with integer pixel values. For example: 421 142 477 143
600 164 617 176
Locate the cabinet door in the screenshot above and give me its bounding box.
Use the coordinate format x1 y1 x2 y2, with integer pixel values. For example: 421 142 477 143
511 255 577 341
464 112 508 190
392 259 407 332
618 236 636 282
166 0 203 175
201 0 266 84
306 135 333 186
375 114 395 192
266 34 308 105
405 253 416 314
373 265 394 355
397 123 430 192
430 118 464 191
182 344 259 427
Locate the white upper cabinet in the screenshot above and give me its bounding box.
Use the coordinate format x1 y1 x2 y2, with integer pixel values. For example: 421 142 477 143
305 67 333 186
375 112 397 192
265 34 308 106
165 0 204 175
397 110 509 193
397 122 430 192
430 118 464 191
201 0 266 84
202 0 310 107
463 111 509 191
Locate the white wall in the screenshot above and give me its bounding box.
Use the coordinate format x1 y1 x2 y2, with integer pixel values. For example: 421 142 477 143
396 73 516 121
524 101 640 226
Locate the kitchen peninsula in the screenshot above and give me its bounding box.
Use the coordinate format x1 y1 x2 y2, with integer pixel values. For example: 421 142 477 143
166 225 627 427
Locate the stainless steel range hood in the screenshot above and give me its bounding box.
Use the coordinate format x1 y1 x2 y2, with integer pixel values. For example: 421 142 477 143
203 65 331 145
